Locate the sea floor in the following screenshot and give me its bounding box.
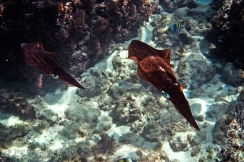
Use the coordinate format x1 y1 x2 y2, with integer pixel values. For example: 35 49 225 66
1 5 244 162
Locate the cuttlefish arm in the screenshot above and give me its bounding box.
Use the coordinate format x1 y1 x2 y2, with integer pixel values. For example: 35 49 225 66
21 42 84 89
50 67 84 89
164 82 200 131
128 40 200 131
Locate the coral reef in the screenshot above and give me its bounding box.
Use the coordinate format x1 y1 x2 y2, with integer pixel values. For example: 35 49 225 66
2 1 244 161
0 0 159 95
92 133 116 155
63 152 88 162
76 48 195 159
94 115 113 133
178 53 216 89
0 89 36 119
64 103 100 123
214 101 244 161
169 136 190 152
0 152 12 162
220 63 242 86
206 103 229 120
137 150 169 162
111 94 141 123
152 6 216 89
76 67 111 98
191 103 206 121
0 123 30 148
159 0 197 13
206 0 244 70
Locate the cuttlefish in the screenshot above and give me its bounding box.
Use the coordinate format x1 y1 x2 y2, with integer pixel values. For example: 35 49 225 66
128 40 200 131
21 42 84 89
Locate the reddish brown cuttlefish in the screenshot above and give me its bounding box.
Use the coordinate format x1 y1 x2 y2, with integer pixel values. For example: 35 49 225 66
128 40 200 131
21 42 84 89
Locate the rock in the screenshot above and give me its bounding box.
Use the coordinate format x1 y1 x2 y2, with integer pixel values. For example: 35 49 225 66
221 63 241 86
94 115 113 133
191 103 205 121
206 103 228 120
199 39 212 58
65 101 101 123
174 7 188 20
169 136 189 152
43 89 63 105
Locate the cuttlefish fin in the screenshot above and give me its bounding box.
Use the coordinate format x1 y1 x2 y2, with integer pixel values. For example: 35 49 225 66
128 56 139 64
137 65 149 82
157 49 171 66
32 42 58 63
30 42 44 50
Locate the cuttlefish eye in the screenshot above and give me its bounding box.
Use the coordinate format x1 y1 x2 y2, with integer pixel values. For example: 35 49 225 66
161 90 170 99
174 82 183 92
51 73 59 79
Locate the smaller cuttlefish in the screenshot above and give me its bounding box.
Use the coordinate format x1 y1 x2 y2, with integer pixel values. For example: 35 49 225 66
21 42 84 89
128 40 200 131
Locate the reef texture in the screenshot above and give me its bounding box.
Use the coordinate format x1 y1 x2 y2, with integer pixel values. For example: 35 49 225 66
152 5 215 89
206 0 244 70
0 0 159 95
92 133 116 155
0 89 36 119
159 0 198 13
214 100 244 162
1 1 244 162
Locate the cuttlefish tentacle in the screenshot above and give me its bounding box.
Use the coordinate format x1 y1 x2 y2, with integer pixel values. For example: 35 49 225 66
21 42 84 89
128 40 200 131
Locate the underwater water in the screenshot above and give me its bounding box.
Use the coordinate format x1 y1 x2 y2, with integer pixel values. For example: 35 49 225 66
1 0 244 162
